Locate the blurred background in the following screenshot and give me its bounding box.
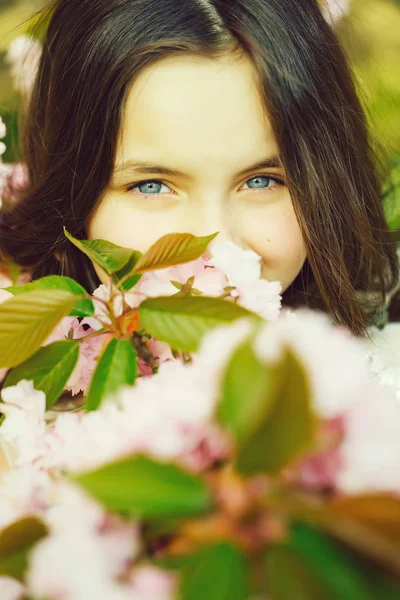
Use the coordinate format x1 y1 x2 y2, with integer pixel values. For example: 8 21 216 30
0 0 399 221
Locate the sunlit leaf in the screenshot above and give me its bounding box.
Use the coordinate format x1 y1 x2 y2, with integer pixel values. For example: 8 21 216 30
266 545 334 600
179 542 249 600
237 350 314 475
133 232 219 273
218 337 279 444
73 455 212 518
6 275 94 317
4 340 80 409
324 494 400 573
139 296 255 353
113 251 142 291
0 290 78 369
85 338 137 411
284 522 376 600
0 517 48 581
383 158 400 231
64 228 135 274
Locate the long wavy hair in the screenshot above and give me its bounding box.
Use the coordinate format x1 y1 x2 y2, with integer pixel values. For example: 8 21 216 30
0 0 398 336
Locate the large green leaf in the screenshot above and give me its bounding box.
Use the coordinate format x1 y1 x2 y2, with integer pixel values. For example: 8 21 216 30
133 232 219 274
236 350 314 475
0 517 48 581
217 337 279 445
139 296 255 353
284 522 376 600
266 545 333 600
85 338 137 411
0 290 78 369
64 228 135 274
4 340 80 409
73 455 212 518
5 275 94 318
113 251 143 291
179 542 249 600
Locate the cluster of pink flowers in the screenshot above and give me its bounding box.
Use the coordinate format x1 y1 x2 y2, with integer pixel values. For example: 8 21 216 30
0 114 29 209
1 277 400 598
0 306 400 598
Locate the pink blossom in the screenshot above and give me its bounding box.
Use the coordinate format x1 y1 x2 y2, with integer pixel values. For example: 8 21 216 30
1 162 29 204
0 381 46 468
138 358 154 376
148 338 175 364
253 309 372 419
0 466 52 530
44 317 112 395
66 331 112 396
44 316 85 346
209 239 262 285
182 423 231 472
43 410 128 473
295 418 345 491
337 383 400 494
26 481 140 600
0 116 6 139
41 359 219 474
27 530 135 600
84 283 124 329
134 256 227 300
0 577 25 600
128 565 177 600
233 278 282 321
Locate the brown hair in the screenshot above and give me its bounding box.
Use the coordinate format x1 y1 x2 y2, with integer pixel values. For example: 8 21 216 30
0 0 398 336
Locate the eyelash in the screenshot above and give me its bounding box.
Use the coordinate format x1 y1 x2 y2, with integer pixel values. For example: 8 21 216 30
125 173 285 199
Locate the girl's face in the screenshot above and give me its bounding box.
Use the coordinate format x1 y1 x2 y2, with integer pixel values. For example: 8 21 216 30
87 53 307 290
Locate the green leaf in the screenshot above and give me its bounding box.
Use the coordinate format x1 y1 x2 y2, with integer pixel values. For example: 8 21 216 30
4 340 80 409
85 338 137 411
237 350 314 475
218 337 279 445
139 296 256 353
5 275 94 318
73 455 212 518
179 542 249 600
383 158 400 231
113 250 143 291
133 232 219 273
0 517 48 581
266 545 334 600
64 228 135 274
285 522 376 600
0 290 79 369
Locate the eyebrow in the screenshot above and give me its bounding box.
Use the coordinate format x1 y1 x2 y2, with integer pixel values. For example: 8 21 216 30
112 153 283 179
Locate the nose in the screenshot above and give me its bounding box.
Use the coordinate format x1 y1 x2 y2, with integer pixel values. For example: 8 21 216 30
186 195 240 251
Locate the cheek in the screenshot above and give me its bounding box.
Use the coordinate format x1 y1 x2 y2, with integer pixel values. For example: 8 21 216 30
240 201 307 291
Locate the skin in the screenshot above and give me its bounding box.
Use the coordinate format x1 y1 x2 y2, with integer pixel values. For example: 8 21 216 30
87 53 307 291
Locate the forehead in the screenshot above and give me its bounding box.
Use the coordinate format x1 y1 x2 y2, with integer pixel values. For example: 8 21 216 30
116 53 277 175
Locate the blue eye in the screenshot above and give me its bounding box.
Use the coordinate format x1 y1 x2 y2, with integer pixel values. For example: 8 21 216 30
126 174 284 198
242 175 282 191
129 180 171 195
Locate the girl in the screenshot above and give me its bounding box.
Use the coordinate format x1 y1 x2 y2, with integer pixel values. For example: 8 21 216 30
0 0 398 337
